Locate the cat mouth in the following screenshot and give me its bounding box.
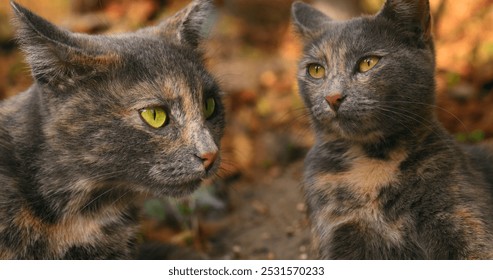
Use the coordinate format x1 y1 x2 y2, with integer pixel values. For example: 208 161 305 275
156 168 219 197
331 116 384 142
146 159 220 197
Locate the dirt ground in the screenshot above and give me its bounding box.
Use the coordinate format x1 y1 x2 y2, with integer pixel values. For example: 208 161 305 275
207 161 313 260
1 0 493 259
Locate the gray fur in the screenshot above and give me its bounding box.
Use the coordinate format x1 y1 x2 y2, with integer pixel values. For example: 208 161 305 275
293 0 493 259
0 0 224 259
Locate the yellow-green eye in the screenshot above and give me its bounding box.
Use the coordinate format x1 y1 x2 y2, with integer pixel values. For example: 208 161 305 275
203 97 216 119
140 107 167 129
358 56 380 72
307 63 325 79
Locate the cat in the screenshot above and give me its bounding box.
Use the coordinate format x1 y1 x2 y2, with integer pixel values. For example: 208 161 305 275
292 0 493 259
0 0 225 259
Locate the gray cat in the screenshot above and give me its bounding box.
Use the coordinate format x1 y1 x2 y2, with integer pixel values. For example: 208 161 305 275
292 0 493 259
0 0 224 259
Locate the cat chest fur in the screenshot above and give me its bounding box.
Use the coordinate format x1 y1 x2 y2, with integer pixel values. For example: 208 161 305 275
0 187 139 259
304 144 411 256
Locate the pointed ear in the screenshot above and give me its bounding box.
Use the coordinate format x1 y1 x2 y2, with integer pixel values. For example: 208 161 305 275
377 0 432 41
10 1 120 86
291 1 332 42
158 0 214 49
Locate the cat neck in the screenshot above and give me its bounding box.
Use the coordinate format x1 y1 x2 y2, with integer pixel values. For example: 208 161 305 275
22 165 141 225
305 118 459 200
314 116 453 161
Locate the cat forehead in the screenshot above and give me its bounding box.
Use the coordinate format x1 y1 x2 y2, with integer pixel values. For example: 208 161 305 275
108 33 198 60
128 77 200 104
308 17 399 56
119 53 216 102
106 35 209 79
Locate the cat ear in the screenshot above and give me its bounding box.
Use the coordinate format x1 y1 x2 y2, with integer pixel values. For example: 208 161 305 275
10 1 120 86
378 0 432 41
291 1 332 42
157 0 214 48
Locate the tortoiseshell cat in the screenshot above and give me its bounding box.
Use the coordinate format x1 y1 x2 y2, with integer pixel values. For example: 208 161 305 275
292 0 493 259
0 0 224 259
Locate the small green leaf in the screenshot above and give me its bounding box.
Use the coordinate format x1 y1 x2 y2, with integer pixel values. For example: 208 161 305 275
446 72 461 87
143 199 166 221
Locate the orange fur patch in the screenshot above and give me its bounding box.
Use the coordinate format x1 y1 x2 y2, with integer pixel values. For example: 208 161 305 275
13 205 102 256
318 146 407 198
310 146 409 248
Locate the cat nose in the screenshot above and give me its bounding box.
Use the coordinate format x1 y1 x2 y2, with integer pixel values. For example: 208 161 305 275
197 151 218 171
325 93 344 112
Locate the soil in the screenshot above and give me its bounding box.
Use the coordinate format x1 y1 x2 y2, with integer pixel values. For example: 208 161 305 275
207 161 313 260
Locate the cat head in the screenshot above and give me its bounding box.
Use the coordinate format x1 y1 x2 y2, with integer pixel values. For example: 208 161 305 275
11 0 224 197
292 0 435 143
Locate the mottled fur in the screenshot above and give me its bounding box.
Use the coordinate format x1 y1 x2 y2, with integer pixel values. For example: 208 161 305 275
0 0 224 259
292 0 493 259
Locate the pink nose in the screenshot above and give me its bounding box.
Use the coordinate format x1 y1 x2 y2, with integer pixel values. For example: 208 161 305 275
325 93 344 112
198 152 218 171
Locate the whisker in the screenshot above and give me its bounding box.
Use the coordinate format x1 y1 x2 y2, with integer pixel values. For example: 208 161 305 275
111 188 134 208
74 170 128 212
373 105 458 149
382 100 468 132
79 187 115 213
374 107 430 141
376 104 436 128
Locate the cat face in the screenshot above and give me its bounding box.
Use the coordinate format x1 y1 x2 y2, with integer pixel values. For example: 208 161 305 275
292 0 436 143
12 0 224 197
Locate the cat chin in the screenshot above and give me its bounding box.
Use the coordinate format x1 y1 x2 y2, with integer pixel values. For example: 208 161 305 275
154 179 203 198
328 120 385 144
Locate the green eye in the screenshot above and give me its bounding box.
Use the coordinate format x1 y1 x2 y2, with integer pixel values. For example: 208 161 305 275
140 107 167 129
307 63 325 79
203 97 216 119
358 56 380 72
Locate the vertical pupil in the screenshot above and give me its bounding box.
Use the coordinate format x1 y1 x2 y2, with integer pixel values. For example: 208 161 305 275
152 109 156 120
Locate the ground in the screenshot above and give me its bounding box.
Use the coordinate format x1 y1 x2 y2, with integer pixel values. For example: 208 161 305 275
207 161 312 259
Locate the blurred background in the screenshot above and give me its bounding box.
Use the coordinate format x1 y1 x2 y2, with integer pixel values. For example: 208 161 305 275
0 0 492 259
